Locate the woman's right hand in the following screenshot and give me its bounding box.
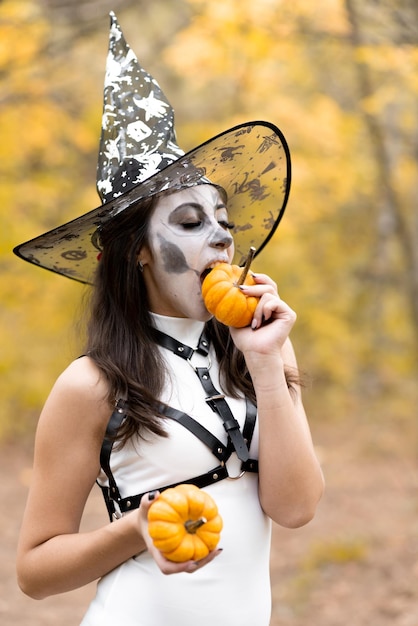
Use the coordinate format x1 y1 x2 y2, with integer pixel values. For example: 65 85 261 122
137 491 222 575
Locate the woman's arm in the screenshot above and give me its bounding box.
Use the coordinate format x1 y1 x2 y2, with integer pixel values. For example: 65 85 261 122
16 357 216 599
16 357 147 598
230 275 324 528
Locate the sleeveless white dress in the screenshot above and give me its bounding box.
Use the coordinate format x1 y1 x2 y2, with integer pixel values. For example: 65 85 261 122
80 314 272 626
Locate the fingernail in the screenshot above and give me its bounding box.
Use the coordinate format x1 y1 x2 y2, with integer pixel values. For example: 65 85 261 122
251 319 258 330
148 491 157 501
238 285 248 291
187 562 199 572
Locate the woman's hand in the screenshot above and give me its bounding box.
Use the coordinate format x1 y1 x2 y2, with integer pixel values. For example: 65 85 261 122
137 492 222 575
229 273 296 356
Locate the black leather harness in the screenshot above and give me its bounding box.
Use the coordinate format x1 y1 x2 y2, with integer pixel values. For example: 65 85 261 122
98 329 259 521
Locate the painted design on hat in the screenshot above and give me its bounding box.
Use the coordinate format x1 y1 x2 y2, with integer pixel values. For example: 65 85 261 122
13 14 291 284
97 12 185 203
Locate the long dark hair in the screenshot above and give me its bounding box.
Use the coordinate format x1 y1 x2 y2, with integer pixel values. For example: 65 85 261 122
85 193 300 445
85 194 257 444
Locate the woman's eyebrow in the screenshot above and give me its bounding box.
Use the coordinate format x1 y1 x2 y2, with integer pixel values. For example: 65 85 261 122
170 202 228 215
170 202 203 213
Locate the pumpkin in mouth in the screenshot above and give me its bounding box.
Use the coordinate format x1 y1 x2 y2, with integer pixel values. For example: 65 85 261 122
202 248 258 328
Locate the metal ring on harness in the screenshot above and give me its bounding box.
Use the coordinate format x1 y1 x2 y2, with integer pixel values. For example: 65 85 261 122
187 352 212 372
227 469 246 480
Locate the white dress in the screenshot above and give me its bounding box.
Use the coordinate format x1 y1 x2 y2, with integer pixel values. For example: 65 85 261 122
81 314 272 626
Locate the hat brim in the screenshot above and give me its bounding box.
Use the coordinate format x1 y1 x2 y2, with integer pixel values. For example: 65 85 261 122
13 121 291 284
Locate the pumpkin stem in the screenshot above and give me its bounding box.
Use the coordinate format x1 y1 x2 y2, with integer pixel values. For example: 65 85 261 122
184 517 207 533
236 246 256 286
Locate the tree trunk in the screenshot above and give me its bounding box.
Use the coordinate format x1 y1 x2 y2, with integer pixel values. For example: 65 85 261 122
345 0 418 356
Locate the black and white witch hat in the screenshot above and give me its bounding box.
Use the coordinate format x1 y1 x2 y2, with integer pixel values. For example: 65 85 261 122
14 12 291 284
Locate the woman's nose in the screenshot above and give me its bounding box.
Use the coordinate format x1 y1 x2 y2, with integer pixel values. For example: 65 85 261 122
209 226 234 249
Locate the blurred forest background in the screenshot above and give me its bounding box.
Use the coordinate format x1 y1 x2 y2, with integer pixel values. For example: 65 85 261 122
1 0 417 446
0 0 418 624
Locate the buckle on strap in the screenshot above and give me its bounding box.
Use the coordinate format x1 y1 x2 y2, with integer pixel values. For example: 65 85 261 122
205 393 225 402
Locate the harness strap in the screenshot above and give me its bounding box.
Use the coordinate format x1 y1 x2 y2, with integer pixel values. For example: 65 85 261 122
98 328 259 521
151 327 210 358
111 464 230 514
153 328 249 462
99 397 258 521
242 395 257 443
195 366 249 462
157 404 228 462
112 452 259 515
99 398 126 504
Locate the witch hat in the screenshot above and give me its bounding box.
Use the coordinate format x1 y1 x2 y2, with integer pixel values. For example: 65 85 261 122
14 12 291 284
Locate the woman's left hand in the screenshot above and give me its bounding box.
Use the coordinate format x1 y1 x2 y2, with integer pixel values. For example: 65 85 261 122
137 492 223 575
229 273 296 356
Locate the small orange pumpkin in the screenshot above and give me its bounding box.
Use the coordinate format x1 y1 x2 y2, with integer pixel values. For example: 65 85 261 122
147 484 223 563
202 262 258 328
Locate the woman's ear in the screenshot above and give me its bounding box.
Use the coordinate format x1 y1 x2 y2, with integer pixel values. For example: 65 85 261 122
137 245 151 269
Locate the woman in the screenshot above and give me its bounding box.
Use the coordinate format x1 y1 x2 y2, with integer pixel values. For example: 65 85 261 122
15 13 324 626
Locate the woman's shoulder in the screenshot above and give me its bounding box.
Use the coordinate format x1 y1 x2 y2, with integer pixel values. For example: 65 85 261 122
43 356 112 432
54 356 108 399
30 357 113 467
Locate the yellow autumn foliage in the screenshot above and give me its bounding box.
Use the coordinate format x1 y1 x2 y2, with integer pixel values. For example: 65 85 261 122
0 0 417 440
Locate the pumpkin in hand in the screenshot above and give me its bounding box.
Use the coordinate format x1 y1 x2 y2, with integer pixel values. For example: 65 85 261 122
202 261 258 328
147 484 223 563
202 246 259 328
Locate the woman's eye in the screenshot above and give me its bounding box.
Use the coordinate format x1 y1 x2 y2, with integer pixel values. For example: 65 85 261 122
219 220 235 230
181 221 202 230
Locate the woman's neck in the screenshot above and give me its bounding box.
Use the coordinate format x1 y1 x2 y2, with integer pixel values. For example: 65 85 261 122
149 313 206 349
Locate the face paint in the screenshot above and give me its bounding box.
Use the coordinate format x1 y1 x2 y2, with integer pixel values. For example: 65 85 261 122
157 236 192 275
141 185 234 320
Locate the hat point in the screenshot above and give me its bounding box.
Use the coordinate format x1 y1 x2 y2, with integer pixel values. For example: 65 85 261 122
12 13 291 284
96 10 184 204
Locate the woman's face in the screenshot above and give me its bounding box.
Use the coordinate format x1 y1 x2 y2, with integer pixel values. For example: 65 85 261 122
140 185 234 320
